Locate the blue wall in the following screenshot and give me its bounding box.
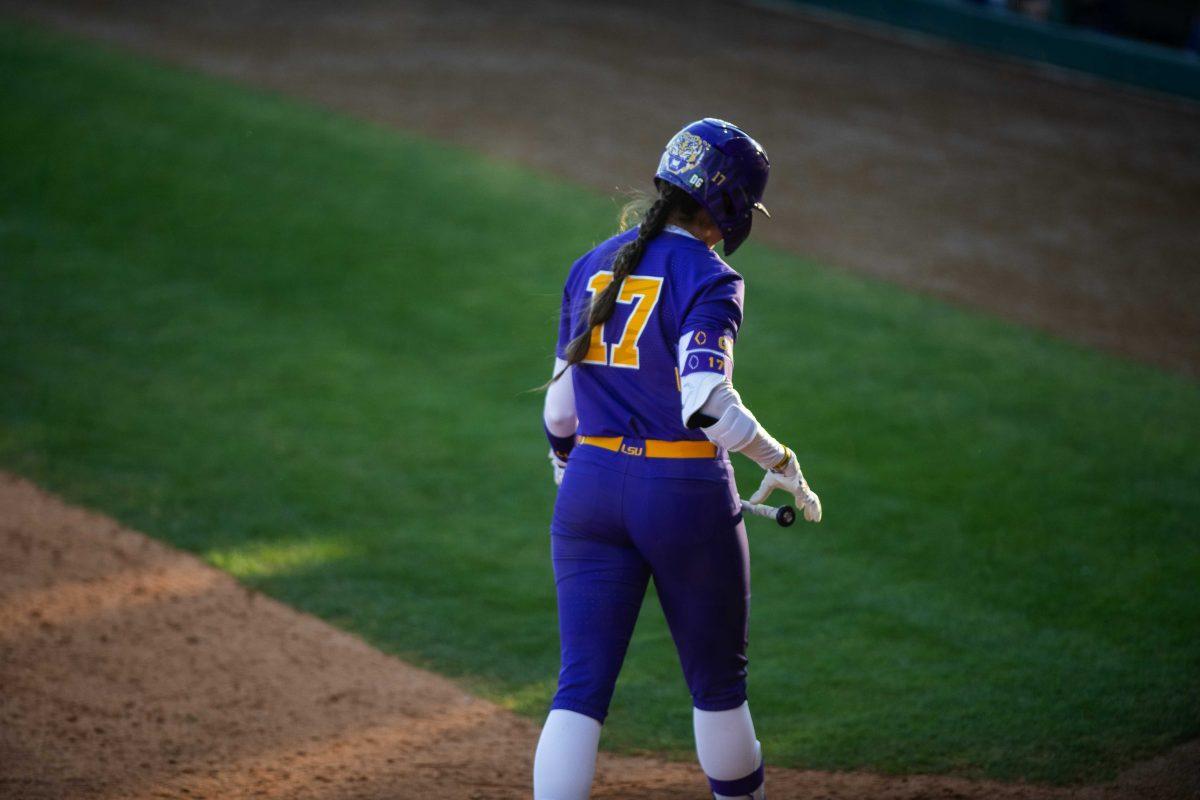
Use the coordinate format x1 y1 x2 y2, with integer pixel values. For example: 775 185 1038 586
782 0 1200 102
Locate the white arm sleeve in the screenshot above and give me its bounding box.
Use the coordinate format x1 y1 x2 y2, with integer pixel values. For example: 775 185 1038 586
699 384 788 470
677 331 788 470
543 358 577 437
678 332 731 426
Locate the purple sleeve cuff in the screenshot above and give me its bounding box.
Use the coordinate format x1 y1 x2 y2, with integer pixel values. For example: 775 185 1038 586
707 762 764 797
545 425 576 461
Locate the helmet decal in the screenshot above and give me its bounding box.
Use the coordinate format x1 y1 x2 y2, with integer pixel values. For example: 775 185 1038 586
659 131 710 176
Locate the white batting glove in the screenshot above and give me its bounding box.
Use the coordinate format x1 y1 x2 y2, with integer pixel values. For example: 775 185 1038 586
548 449 567 487
748 448 822 523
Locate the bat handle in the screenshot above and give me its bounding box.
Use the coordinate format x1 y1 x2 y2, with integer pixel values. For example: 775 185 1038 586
740 500 796 528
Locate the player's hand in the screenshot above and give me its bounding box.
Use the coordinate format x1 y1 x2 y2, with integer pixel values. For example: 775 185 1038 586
548 449 567 487
748 448 821 523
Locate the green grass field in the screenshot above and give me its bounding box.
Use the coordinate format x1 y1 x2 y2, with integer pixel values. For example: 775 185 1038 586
2 21 1198 784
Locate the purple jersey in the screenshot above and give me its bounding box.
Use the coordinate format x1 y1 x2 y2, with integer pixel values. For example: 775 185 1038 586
557 227 744 441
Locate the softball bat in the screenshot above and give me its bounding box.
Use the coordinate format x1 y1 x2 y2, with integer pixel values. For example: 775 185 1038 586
740 499 796 527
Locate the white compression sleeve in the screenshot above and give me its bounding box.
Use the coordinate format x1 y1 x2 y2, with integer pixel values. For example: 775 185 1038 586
677 332 788 470
689 380 788 470
533 709 602 800
543 358 577 437
694 702 765 799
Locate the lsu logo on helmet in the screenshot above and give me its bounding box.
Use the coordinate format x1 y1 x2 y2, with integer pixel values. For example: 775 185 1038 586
660 131 709 177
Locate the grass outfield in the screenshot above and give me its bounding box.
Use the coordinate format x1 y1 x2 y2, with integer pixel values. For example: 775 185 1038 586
2 21 1198 784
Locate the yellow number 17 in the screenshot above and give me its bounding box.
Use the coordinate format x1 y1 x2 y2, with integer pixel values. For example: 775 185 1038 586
583 270 664 369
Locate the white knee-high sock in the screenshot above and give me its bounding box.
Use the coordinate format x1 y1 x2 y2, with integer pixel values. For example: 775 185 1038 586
533 709 602 800
694 702 765 799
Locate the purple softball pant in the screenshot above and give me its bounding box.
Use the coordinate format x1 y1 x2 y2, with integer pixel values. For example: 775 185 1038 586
548 441 751 723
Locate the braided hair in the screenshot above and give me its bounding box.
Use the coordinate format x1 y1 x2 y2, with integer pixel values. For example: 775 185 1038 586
549 182 698 384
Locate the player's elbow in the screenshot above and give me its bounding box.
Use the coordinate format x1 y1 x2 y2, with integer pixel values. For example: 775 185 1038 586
543 408 578 437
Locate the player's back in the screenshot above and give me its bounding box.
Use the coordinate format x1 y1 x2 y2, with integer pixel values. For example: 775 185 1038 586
556 227 744 444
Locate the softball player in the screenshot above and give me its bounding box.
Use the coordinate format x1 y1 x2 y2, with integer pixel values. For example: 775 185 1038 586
535 119 822 800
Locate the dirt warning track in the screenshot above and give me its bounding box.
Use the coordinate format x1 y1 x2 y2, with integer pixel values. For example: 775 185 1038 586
2 473 1198 799
3 0 1200 375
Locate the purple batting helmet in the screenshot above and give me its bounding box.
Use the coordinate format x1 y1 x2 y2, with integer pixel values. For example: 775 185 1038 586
654 118 770 256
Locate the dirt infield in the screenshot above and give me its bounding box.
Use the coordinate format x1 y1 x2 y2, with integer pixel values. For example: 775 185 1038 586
3 0 1199 375
1 472 1198 798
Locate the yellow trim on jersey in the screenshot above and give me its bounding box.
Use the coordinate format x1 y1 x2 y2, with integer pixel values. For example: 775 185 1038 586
577 435 717 459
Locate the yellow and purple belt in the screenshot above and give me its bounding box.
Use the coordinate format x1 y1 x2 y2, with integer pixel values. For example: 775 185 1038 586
577 435 717 459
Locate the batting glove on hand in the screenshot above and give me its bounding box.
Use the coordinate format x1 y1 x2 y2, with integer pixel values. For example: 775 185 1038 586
748 448 822 523
548 449 567 487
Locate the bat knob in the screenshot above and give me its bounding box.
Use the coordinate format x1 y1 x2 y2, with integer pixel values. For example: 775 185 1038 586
776 506 796 527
